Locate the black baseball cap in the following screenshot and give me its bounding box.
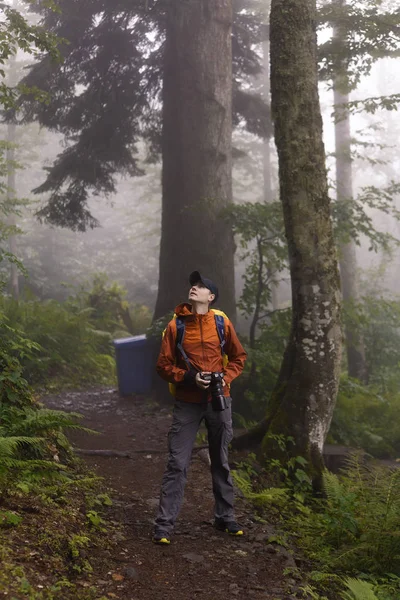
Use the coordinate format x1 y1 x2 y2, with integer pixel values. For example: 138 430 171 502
189 271 219 305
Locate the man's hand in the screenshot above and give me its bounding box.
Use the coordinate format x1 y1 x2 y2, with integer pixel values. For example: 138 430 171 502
195 372 211 390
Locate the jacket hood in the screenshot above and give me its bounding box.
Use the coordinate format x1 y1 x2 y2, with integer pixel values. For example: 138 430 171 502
174 302 213 318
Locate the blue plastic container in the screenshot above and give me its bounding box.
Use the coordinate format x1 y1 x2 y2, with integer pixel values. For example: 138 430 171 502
113 335 153 396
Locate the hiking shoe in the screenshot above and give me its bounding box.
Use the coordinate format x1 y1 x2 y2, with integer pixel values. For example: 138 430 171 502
152 534 171 545
214 519 244 536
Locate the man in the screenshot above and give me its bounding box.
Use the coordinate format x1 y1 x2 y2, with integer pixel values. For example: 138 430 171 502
153 271 247 545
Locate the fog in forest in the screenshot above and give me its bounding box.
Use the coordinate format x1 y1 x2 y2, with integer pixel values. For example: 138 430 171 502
4 54 400 316
4 1 400 596
0 1 400 436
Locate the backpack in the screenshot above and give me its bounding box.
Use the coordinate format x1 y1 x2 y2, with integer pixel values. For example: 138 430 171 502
165 309 229 397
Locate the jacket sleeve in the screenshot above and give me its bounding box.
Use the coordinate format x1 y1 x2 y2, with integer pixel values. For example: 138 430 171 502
222 320 247 385
156 321 187 384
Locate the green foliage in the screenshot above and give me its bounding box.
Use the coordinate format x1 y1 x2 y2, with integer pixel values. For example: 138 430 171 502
73 273 152 338
0 270 116 599
295 455 400 578
318 0 400 90
329 376 400 458
332 182 400 253
234 307 291 421
86 509 106 530
0 324 117 596
0 1 61 109
0 302 99 495
231 438 313 515
229 201 287 322
147 310 175 340
0 274 151 388
264 434 313 500
20 0 265 230
341 578 379 600
343 294 400 392
231 467 289 510
0 295 114 387
0 401 94 496
0 510 23 528
0 140 27 284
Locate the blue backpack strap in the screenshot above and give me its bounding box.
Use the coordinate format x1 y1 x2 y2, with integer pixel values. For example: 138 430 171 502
175 317 193 371
214 314 226 356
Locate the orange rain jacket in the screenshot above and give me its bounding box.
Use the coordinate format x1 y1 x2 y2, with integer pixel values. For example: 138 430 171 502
156 303 247 404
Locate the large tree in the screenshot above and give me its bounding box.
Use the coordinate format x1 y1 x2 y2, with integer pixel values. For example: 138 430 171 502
0 0 59 291
18 0 267 316
235 0 342 486
154 0 236 318
332 0 367 382
319 0 400 381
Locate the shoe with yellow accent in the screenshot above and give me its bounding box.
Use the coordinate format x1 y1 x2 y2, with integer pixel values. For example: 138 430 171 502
152 534 171 545
214 519 244 536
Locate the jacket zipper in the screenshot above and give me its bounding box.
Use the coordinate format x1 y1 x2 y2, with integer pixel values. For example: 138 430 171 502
199 316 205 368
199 315 210 401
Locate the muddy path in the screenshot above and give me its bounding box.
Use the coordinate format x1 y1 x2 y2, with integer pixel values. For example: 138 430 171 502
44 388 299 600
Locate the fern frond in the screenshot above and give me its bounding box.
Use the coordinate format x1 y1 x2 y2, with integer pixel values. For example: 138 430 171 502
0 436 45 458
0 458 67 470
340 578 379 600
7 409 97 436
322 470 344 505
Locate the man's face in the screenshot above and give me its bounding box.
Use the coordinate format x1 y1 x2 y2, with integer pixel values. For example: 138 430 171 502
188 281 215 305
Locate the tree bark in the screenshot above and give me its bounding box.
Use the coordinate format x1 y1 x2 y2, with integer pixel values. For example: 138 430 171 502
154 0 236 321
234 0 343 486
262 35 279 311
333 0 368 383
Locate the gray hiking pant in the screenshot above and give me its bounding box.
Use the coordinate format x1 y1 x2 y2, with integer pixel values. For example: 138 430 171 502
154 398 235 537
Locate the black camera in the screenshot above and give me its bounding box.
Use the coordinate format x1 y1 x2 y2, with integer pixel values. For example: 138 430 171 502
202 372 228 411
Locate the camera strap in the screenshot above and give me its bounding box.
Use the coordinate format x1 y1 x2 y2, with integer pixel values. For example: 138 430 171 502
175 318 195 372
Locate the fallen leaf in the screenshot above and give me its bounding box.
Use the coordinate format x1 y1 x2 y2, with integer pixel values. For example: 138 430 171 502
111 573 124 582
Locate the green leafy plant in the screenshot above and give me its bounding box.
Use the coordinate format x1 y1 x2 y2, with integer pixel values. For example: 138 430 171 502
329 375 400 458
86 510 106 530
340 578 379 600
0 510 23 528
294 454 400 577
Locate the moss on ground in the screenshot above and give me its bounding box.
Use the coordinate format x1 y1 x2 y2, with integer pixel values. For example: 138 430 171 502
0 463 119 600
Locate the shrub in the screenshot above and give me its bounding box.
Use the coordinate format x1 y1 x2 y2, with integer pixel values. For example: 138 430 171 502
0 296 115 387
329 376 400 458
294 455 400 582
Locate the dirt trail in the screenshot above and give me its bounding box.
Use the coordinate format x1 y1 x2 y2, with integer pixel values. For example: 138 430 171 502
45 388 296 600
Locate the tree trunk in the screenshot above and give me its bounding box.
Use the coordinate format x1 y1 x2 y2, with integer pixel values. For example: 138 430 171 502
6 128 19 301
262 35 279 311
6 42 19 301
234 0 343 487
333 0 368 383
154 0 236 321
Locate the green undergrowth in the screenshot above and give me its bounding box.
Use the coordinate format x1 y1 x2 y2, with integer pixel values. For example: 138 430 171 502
0 469 118 600
232 443 400 600
0 274 151 391
0 326 122 599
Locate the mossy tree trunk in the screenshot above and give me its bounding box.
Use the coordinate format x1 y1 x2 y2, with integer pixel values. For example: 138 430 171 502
234 0 342 488
262 15 279 311
154 0 236 321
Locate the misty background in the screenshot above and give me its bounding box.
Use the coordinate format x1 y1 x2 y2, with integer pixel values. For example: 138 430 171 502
3 52 400 324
